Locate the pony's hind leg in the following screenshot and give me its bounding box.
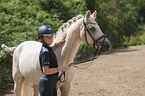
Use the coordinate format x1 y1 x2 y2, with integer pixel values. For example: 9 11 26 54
14 75 24 96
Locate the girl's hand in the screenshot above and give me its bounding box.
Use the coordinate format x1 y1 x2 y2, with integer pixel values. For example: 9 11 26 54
58 65 71 72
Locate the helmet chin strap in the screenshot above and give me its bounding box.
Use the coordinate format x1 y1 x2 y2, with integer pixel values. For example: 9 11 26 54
42 37 50 46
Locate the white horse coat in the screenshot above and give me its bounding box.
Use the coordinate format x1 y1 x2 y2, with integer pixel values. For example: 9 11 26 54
12 10 111 96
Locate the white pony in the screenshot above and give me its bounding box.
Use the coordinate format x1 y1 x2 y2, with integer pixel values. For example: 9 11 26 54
12 10 111 96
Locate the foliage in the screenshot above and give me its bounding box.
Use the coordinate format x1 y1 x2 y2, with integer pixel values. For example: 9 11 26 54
38 0 71 22
0 0 87 49
123 25 145 47
0 49 13 89
129 0 145 24
0 0 144 48
0 0 62 47
75 43 96 61
86 0 138 47
38 0 87 22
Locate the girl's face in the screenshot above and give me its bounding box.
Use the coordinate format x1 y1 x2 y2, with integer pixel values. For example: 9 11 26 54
42 35 54 45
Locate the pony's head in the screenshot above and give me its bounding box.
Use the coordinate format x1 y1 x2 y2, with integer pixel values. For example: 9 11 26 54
80 10 111 53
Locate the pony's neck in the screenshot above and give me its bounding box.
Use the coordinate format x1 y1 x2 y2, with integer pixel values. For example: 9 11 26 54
55 18 83 65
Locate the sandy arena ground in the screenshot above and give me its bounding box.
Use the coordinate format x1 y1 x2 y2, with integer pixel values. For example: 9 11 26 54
1 45 145 96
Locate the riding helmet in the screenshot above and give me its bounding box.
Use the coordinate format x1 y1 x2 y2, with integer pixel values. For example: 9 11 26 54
38 25 55 39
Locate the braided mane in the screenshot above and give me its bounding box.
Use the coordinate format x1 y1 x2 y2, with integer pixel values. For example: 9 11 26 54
52 15 84 44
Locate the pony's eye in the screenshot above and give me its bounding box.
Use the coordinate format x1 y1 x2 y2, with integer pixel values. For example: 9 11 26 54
89 27 96 32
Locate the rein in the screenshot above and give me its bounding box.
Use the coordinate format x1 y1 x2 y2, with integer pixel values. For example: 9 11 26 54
68 35 106 68
58 37 106 83
68 18 107 68
58 18 107 83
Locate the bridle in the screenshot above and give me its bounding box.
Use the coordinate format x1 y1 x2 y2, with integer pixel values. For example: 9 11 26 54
69 18 107 65
83 18 107 48
58 18 108 83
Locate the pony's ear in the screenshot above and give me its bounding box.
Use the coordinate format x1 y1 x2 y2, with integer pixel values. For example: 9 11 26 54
92 10 97 19
85 10 91 22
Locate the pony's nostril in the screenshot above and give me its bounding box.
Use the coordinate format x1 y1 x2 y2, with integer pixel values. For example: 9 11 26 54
100 42 111 52
106 44 110 49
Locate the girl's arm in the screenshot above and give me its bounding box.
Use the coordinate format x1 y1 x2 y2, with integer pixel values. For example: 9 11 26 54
42 65 70 75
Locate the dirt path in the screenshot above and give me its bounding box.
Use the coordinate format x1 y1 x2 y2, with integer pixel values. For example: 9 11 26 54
1 45 145 96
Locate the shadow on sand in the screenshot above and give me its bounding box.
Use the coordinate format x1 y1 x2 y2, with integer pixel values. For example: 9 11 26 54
105 47 138 55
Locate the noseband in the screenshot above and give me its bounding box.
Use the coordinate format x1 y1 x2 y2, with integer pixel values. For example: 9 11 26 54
83 19 107 48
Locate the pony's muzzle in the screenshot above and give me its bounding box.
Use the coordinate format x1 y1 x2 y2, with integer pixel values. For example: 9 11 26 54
98 41 112 53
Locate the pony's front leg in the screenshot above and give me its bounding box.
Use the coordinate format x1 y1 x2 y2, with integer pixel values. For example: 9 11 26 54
59 67 75 96
60 81 71 96
33 84 39 96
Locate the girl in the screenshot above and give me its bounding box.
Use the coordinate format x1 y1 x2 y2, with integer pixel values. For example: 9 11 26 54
38 25 71 96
